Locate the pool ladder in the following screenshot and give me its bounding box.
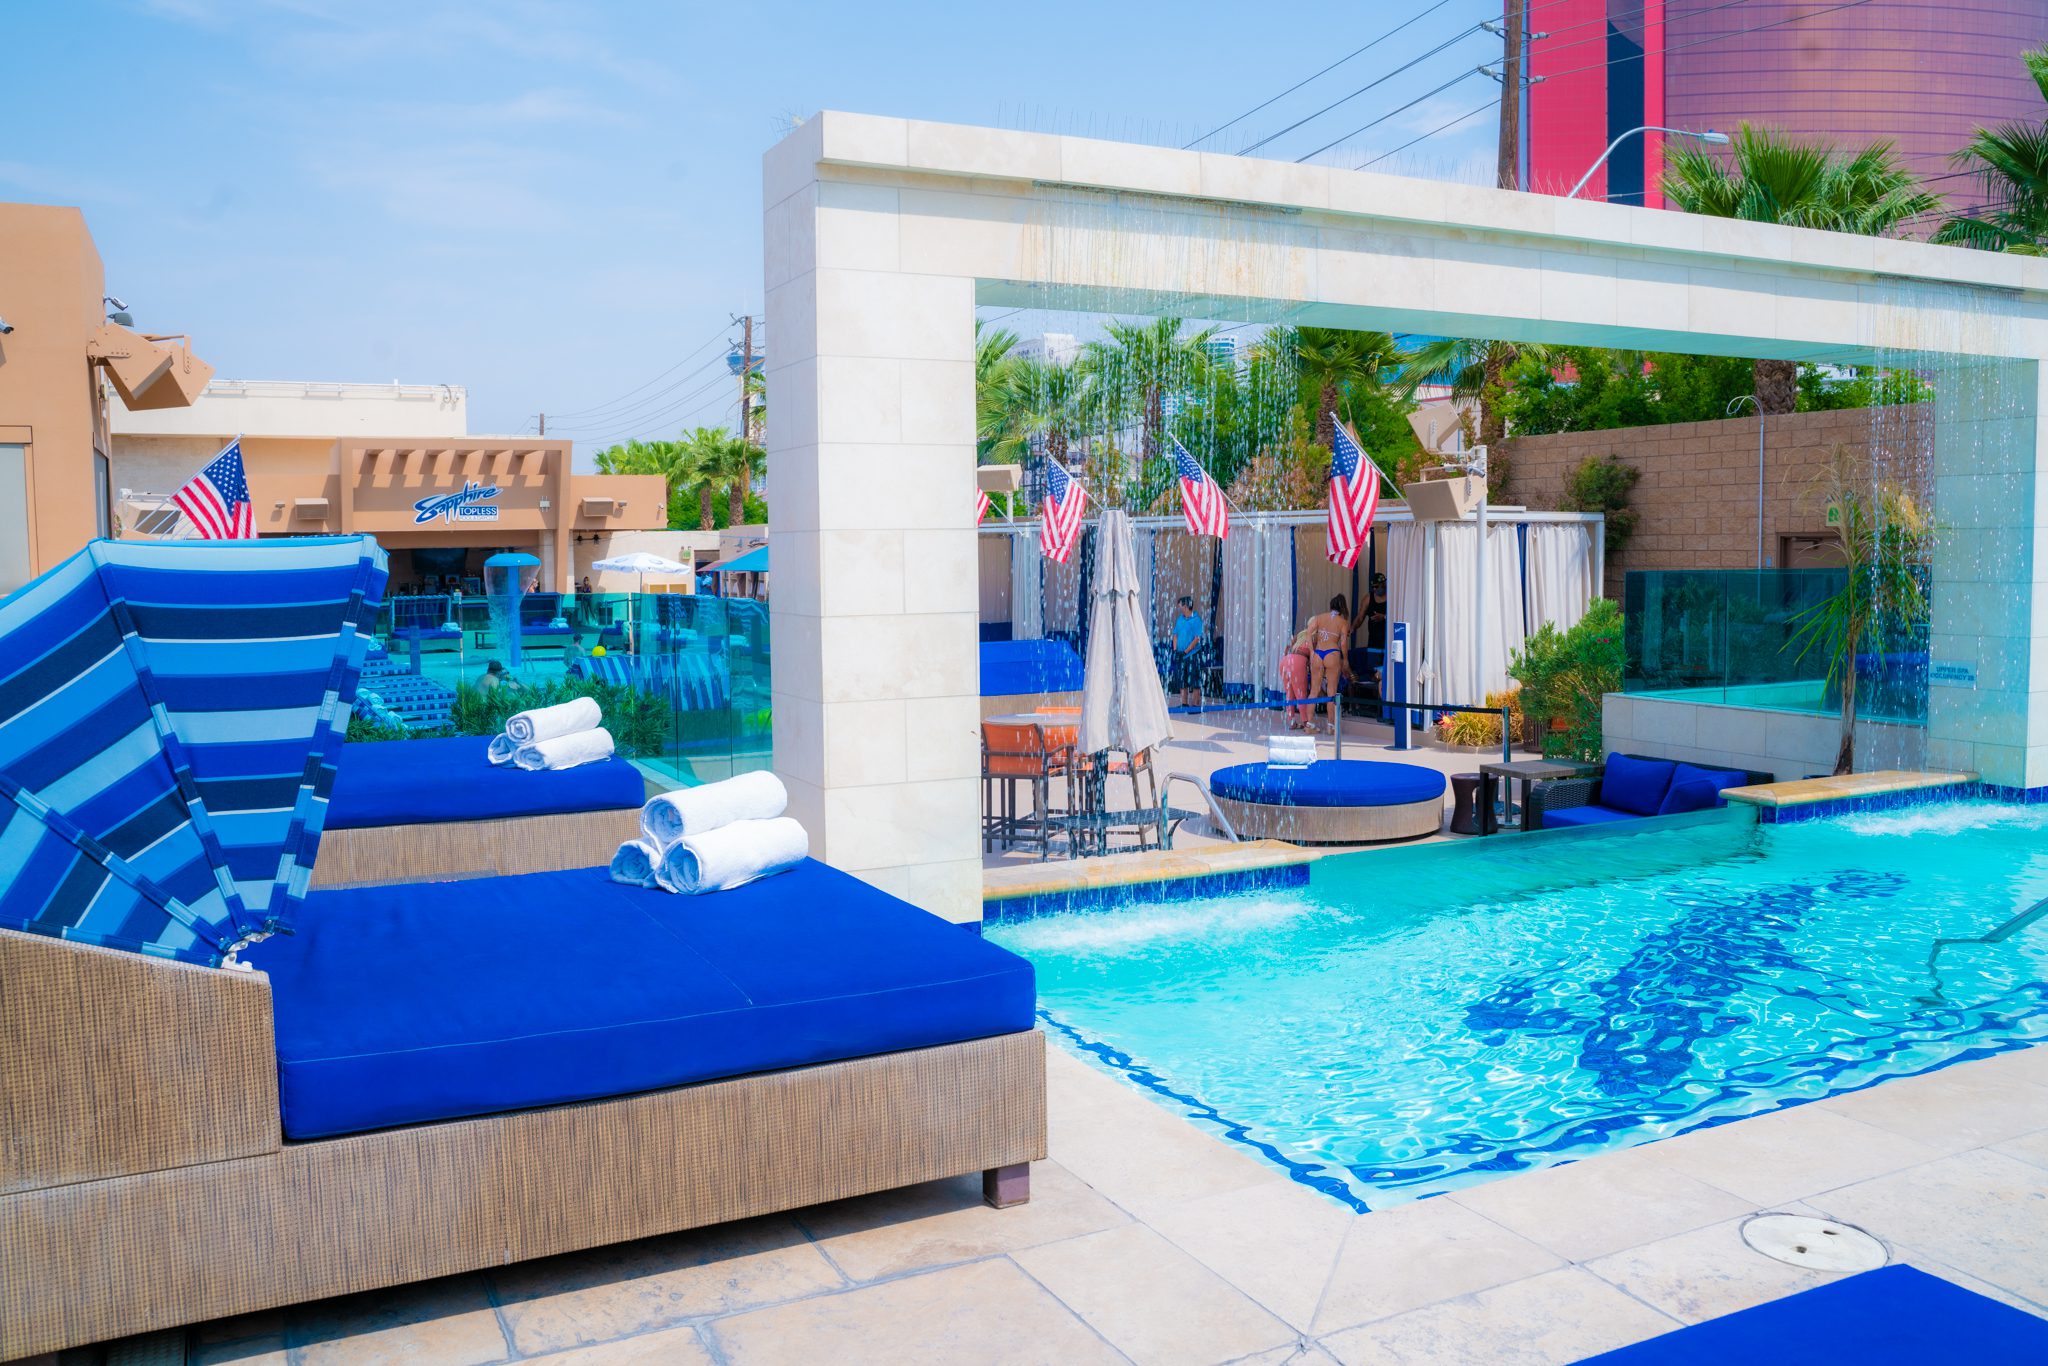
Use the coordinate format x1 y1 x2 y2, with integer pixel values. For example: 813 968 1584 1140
1163 772 1241 844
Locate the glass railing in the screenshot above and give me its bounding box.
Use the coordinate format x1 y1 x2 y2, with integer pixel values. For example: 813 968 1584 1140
356 591 771 787
1622 568 1928 725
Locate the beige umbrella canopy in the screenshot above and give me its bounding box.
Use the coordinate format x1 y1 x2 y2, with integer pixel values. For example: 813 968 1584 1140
1080 508 1172 760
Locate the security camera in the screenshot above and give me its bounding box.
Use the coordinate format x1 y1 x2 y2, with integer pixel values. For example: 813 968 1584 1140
0 317 14 335
104 295 128 311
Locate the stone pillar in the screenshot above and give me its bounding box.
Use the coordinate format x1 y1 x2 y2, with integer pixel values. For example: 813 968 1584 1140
763 130 985 920
1925 357 2041 788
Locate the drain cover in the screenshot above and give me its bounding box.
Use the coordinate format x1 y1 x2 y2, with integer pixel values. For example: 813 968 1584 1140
1741 1214 1887 1272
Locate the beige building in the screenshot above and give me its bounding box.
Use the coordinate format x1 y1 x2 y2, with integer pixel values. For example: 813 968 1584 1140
0 203 212 592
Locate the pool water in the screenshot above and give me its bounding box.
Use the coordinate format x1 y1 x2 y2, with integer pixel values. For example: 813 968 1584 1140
986 802 2048 1210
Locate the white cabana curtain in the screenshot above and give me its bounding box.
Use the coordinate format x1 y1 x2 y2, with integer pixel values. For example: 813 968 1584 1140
1222 527 1258 692
1431 522 1526 701
1524 522 1595 633
1260 524 1294 698
1216 522 1299 700
1010 531 1044 640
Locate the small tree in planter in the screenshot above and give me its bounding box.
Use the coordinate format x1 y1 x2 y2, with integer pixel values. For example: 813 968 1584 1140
1511 598 1626 764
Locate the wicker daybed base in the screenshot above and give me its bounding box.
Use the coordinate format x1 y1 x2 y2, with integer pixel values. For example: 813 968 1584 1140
1213 792 1443 843
311 805 644 887
0 928 1047 1359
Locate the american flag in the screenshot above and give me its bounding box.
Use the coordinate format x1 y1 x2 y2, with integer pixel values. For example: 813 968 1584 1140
1039 459 1087 564
1170 438 1228 539
976 488 991 525
173 439 256 540
1326 419 1381 569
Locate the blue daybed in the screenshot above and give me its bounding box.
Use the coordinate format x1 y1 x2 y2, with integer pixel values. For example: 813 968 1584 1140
0 535 1048 1359
980 637 1086 718
313 734 649 887
1208 758 1448 843
1524 752 1770 831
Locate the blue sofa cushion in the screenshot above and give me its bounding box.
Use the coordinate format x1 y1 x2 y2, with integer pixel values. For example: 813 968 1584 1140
1657 763 1750 816
1210 759 1446 809
245 860 1036 1140
327 735 644 830
1544 804 1638 829
1600 753 1676 817
980 639 1085 697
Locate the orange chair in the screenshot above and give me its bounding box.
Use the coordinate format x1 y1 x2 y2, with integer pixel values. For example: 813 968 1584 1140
982 721 1076 860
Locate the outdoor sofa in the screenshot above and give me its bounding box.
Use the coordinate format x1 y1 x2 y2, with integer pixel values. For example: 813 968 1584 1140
1523 751 1772 831
313 733 649 887
0 537 1047 1360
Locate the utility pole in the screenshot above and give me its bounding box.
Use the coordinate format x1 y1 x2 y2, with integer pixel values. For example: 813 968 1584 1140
1496 2 1524 190
538 412 545 436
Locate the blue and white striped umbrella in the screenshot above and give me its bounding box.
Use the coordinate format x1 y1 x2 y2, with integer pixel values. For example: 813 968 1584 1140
0 536 387 964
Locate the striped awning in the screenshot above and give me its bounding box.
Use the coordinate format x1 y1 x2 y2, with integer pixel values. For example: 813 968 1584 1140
0 537 387 965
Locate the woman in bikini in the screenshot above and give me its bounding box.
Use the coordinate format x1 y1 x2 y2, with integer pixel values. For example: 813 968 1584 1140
1303 595 1360 732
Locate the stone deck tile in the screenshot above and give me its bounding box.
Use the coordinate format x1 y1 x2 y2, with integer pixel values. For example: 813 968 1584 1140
1308 1197 1564 1336
1444 1144 1755 1263
1813 1062 2048 1152
1582 1214 1848 1325
705 1258 1124 1365
519 1324 717 1364
1719 769 1974 807
1639 1102 1942 1205
1140 1176 1355 1331
486 1215 844 1356
1317 1267 1678 1366
792 1160 1129 1282
287 1275 508 1366
1012 1224 1297 1366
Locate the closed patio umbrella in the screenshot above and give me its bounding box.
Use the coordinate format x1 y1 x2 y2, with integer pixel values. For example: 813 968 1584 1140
1080 508 1172 762
0 536 387 964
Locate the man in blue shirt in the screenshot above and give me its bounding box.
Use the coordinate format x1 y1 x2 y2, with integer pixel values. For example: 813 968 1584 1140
1170 596 1206 709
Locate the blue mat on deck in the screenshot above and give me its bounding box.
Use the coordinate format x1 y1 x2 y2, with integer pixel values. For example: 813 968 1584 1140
981 638 1085 696
327 734 643 830
1573 1265 2048 1364
248 860 1037 1139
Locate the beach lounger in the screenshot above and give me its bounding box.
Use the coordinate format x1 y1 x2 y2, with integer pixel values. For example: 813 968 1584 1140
314 733 648 887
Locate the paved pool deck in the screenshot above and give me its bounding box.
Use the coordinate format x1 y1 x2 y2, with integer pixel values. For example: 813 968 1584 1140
173 1041 2048 1366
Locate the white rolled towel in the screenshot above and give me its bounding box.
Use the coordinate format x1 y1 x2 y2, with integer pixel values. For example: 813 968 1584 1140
504 696 602 745
641 770 788 847
654 816 808 895
609 838 661 887
1267 736 1317 766
487 733 518 766
512 727 616 771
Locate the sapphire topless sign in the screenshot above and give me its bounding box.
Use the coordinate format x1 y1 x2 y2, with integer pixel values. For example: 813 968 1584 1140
413 481 501 525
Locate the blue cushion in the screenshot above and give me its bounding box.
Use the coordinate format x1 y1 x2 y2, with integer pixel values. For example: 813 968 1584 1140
1543 804 1639 828
1574 1265 2048 1365
1599 753 1676 817
327 735 645 830
245 860 1037 1140
1657 763 1749 816
980 639 1085 696
1209 759 1446 809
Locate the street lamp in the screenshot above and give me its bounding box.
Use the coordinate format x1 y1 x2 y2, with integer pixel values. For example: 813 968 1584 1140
1566 126 1729 200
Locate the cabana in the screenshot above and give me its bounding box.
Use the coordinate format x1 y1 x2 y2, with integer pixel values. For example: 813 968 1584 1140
0 538 1046 1361
980 503 1603 713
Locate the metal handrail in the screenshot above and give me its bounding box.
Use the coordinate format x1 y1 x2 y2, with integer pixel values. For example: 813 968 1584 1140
1164 771 1241 843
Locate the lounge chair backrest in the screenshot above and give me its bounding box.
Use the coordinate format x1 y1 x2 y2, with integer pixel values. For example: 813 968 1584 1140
0 537 387 965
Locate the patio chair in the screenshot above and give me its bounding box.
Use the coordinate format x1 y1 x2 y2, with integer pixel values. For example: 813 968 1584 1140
0 539 1046 1361
982 720 1076 858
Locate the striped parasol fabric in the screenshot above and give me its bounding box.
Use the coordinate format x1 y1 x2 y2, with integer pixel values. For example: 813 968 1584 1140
0 536 387 965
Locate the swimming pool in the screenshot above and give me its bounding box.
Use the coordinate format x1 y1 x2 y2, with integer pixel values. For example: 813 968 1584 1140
986 801 2048 1210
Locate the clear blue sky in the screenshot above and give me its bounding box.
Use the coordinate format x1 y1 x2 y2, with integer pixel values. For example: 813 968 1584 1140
4 0 1510 452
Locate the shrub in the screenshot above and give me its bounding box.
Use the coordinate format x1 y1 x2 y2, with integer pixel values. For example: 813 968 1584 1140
1558 453 1641 554
1511 598 1625 764
1436 688 1523 748
438 676 676 758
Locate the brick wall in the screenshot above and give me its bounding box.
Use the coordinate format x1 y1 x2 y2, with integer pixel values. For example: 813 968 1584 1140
1497 405 1930 596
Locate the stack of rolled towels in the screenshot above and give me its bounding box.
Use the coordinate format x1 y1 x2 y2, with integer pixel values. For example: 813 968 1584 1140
1267 734 1318 768
609 770 808 896
486 696 617 771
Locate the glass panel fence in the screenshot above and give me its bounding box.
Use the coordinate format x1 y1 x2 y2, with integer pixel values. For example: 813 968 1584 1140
356 591 771 787
1622 568 1927 725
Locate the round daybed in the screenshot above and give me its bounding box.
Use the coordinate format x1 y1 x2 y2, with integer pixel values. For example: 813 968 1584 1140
1209 759 1447 843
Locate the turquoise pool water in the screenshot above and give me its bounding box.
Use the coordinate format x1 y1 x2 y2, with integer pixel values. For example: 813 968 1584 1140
986 802 2048 1210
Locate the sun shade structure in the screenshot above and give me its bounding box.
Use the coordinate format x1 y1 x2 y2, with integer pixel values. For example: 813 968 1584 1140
1079 509 1171 760
0 537 387 964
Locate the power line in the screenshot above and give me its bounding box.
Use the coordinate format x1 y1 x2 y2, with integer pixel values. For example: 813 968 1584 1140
1185 1 1451 151
1295 67 1489 164
541 322 732 422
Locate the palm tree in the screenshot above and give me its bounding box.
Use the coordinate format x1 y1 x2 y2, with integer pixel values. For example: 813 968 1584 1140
594 437 711 531
974 321 1026 462
700 430 762 526
1662 124 1942 413
1082 318 1220 463
677 427 738 530
1934 45 2048 255
1259 326 1453 448
1003 355 1093 467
